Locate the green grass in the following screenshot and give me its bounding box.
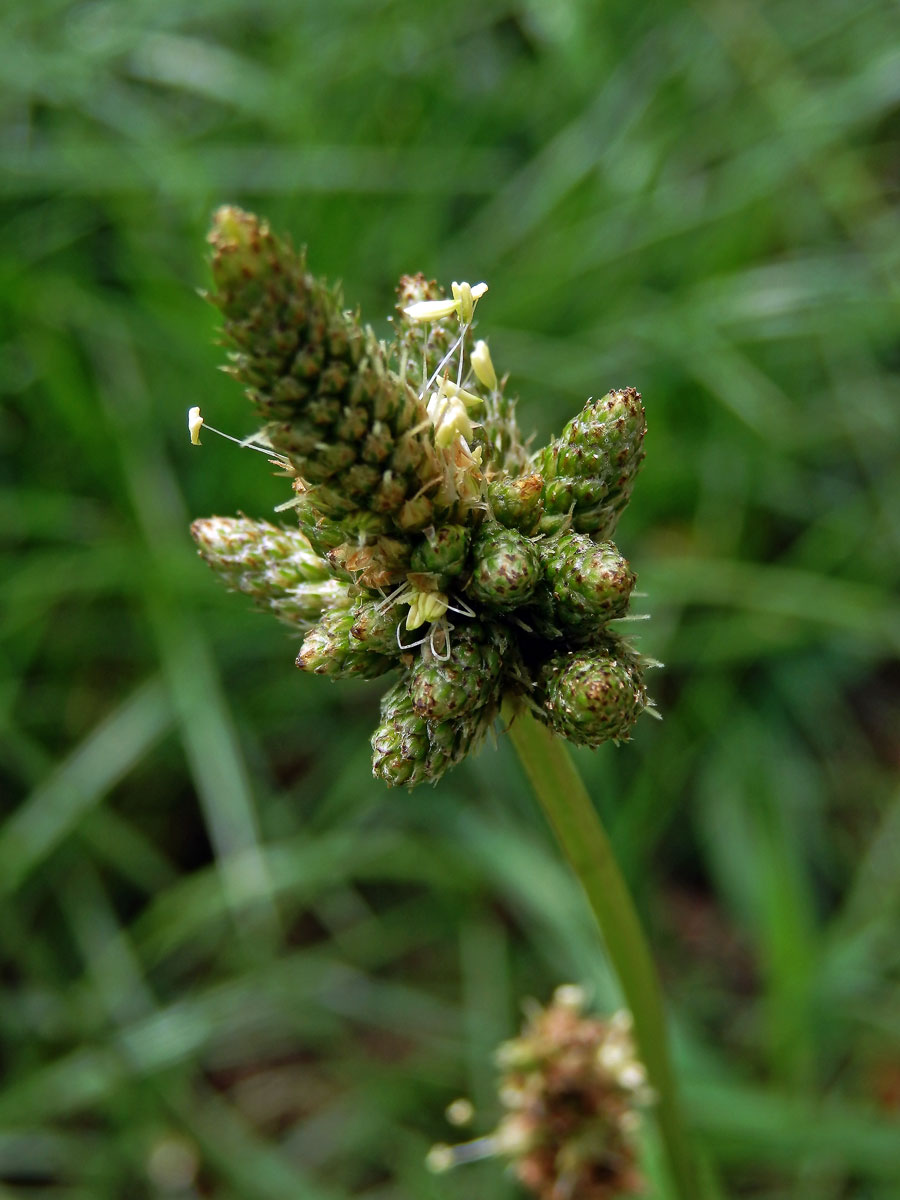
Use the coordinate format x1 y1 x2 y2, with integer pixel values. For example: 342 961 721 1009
2 0 899 1196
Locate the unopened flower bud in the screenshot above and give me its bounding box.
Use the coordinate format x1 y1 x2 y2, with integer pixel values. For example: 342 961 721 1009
372 677 495 788
349 598 405 654
191 516 346 628
537 637 648 748
539 531 636 634
410 524 470 581
371 679 432 787
297 607 393 679
467 523 541 611
409 621 506 720
396 494 434 531
538 388 646 539
488 474 544 535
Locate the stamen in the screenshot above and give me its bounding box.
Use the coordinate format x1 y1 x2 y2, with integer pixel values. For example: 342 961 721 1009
429 618 453 660
187 407 291 467
396 625 430 651
376 582 413 615
444 595 476 619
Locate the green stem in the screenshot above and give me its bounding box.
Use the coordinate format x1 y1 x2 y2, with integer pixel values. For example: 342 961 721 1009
503 702 700 1200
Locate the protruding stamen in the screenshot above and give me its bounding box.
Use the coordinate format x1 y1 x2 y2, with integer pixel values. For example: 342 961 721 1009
185 407 290 466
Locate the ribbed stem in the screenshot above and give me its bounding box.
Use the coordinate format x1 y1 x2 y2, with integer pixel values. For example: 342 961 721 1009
503 702 701 1200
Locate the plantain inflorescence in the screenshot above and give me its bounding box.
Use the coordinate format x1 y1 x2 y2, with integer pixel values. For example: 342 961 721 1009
191 207 655 787
427 985 652 1199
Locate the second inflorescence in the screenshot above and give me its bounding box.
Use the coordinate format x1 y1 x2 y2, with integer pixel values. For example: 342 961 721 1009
191 207 655 787
427 985 652 1199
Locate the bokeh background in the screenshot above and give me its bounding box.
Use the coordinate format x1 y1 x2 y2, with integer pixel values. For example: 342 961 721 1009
2 0 900 1196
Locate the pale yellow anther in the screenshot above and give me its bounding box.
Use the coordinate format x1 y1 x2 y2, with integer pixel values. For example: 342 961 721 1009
470 339 497 390
406 281 488 324
450 281 488 324
445 1099 475 1127
451 281 473 324
403 297 460 322
425 1145 455 1175
554 983 586 1011
451 440 484 503
618 1062 647 1090
597 1039 629 1072
406 589 449 630
438 378 482 407
495 1115 533 1156
427 392 475 448
188 406 204 445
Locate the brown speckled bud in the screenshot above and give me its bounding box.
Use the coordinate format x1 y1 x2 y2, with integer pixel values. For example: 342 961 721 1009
537 637 648 748
349 598 405 655
190 515 347 629
408 621 507 720
297 607 393 679
327 535 410 590
372 676 496 787
409 524 471 582
538 531 635 635
372 678 433 787
538 388 646 539
488 473 544 535
467 523 541 611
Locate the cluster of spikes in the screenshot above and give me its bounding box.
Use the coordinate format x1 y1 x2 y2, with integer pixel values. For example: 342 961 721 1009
191 206 656 788
427 985 652 1199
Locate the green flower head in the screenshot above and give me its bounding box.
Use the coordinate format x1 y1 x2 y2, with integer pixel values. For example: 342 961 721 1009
190 208 655 786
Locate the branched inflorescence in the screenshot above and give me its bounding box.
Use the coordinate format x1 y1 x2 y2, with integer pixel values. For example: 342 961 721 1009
191 207 655 787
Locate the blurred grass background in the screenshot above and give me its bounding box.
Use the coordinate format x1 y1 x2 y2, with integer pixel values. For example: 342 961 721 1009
2 0 899 1196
